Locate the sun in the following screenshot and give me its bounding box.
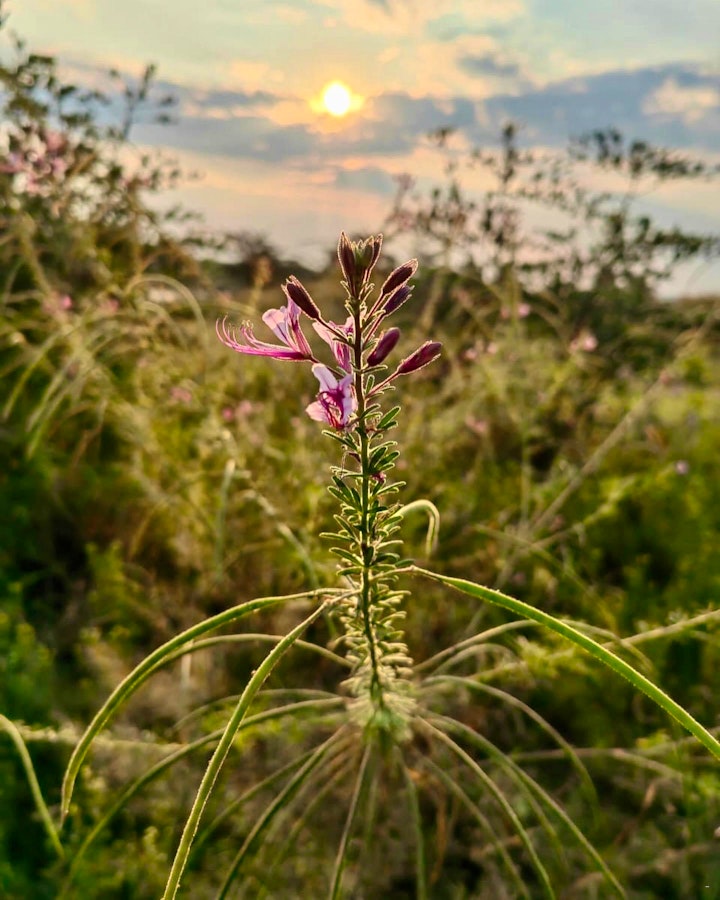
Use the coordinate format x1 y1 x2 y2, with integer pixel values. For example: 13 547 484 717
322 81 352 117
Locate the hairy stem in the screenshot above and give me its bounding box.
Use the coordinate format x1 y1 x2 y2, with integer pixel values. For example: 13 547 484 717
352 300 385 713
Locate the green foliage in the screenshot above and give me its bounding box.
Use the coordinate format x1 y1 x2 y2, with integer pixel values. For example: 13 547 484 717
1 10 719 898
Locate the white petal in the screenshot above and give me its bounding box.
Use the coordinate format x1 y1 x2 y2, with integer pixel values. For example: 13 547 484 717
262 307 290 343
305 400 328 423
311 363 338 392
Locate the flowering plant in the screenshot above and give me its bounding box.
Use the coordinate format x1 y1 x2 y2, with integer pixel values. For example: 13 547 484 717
49 233 720 898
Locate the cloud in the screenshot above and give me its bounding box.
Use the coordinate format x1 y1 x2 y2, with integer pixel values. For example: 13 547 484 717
643 77 720 125
458 52 526 83
481 64 720 151
135 116 317 162
56 57 720 173
318 0 523 36
333 165 396 194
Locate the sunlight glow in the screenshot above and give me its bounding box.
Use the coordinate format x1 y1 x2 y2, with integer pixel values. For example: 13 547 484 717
322 81 352 117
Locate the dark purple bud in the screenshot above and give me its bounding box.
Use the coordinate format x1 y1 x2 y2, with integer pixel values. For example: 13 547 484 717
383 284 412 316
367 327 401 366
337 232 383 296
395 341 442 376
379 259 418 300
337 232 356 291
283 276 321 320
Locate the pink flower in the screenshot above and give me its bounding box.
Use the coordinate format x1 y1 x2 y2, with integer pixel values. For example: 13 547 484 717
216 298 315 361
465 416 488 436
570 331 598 353
0 152 24 175
170 386 193 404
305 364 356 430
312 316 353 371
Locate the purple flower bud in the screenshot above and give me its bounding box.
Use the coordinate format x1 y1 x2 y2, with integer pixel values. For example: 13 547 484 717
395 341 442 376
282 276 321 320
379 259 418 300
337 232 356 290
355 234 383 276
337 232 383 296
367 327 401 366
383 284 413 316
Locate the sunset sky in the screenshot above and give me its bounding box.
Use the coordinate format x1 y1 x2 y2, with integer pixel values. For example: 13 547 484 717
6 0 720 293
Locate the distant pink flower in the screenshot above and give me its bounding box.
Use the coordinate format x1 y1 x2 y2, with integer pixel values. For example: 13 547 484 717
170 386 192 403
305 364 356 430
674 460 690 476
465 416 488 436
570 331 598 353
43 131 66 154
216 298 315 361
43 292 73 315
0 152 24 175
501 302 531 320
222 400 256 422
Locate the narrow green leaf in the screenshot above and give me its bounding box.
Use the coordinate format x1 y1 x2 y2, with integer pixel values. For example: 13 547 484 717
413 567 720 762
216 728 349 898
329 743 374 899
418 717 556 899
431 714 625 898
163 599 336 899
61 589 332 822
376 405 401 430
399 754 427 900
422 757 530 899
0 715 63 860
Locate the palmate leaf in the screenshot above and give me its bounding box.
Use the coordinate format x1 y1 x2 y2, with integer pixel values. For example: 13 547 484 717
412 567 720 762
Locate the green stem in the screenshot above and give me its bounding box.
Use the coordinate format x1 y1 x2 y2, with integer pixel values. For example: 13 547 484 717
352 302 384 711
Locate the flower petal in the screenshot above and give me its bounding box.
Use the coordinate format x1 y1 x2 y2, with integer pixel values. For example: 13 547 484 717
305 400 329 423
311 363 339 392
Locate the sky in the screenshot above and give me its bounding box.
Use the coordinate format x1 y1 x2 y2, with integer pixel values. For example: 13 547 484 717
5 0 720 294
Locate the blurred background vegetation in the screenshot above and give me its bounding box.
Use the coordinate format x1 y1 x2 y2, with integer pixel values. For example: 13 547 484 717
1 14 720 899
